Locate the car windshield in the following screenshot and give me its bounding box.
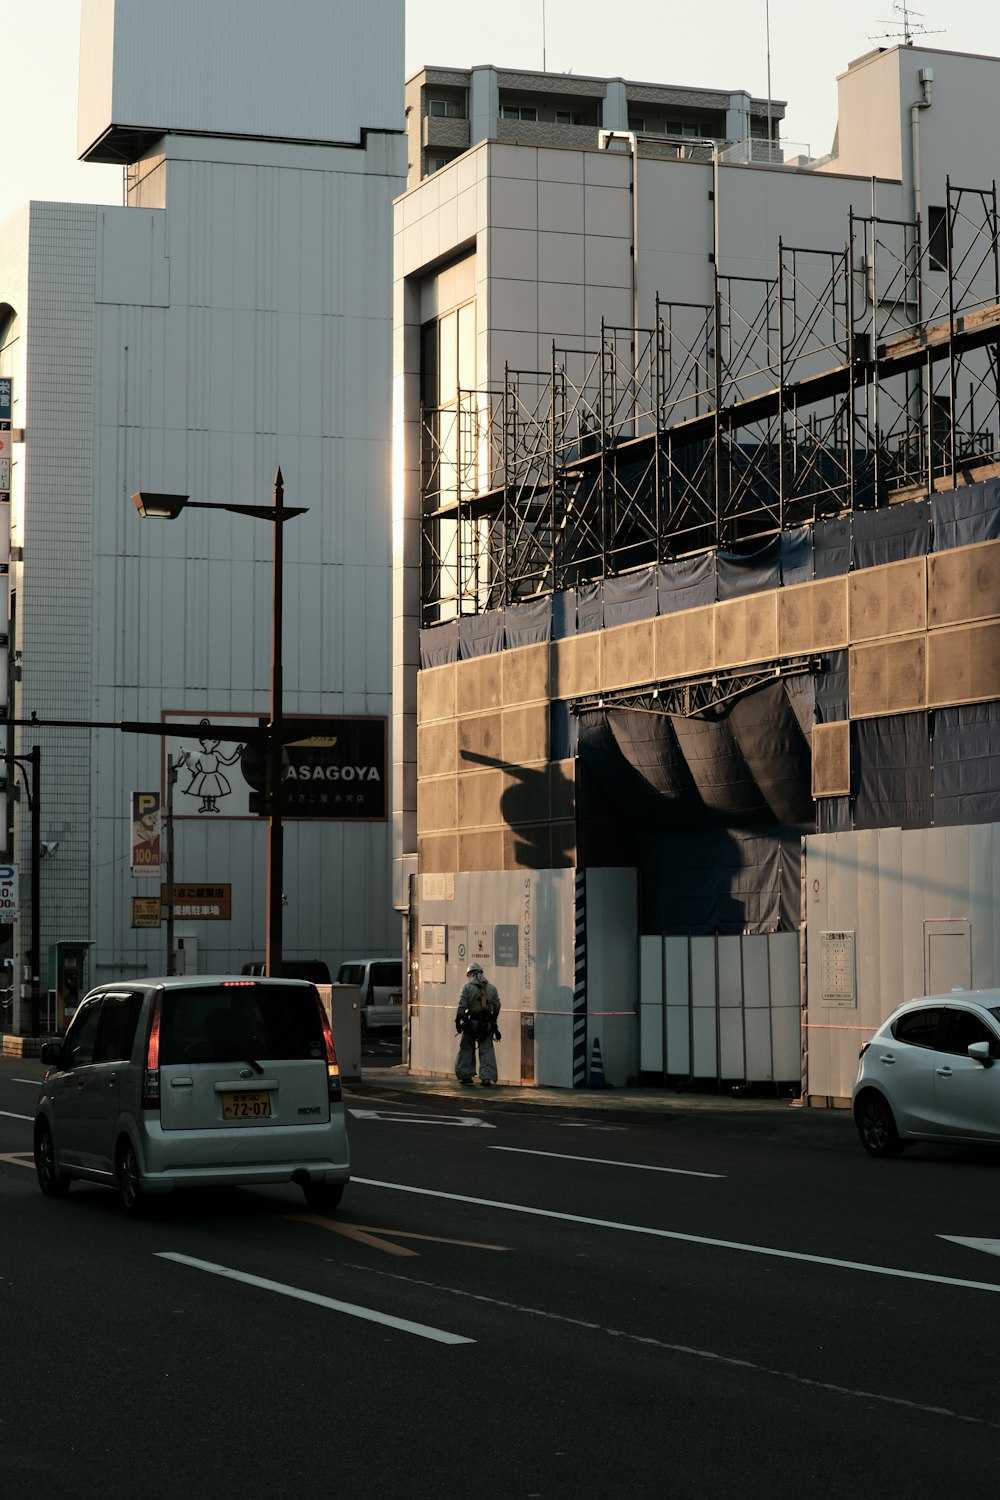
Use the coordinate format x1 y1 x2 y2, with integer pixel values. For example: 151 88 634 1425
987 1007 1000 1026
158 983 326 1066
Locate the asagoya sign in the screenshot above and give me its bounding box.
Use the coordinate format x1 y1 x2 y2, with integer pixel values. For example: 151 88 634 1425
243 716 388 821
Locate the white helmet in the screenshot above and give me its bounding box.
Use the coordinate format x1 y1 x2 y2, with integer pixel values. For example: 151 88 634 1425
467 962 484 978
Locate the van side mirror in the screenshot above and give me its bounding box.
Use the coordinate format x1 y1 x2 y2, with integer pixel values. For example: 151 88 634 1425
39 1041 63 1067
967 1040 994 1068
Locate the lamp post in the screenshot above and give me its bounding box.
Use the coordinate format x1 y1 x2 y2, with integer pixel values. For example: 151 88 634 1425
3 745 42 1034
131 472 307 977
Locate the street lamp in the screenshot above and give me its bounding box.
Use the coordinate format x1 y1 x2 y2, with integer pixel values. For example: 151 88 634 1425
3 745 42 1034
131 470 307 977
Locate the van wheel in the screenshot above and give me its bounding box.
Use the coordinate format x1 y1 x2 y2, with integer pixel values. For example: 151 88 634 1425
116 1139 148 1217
35 1121 70 1197
303 1181 344 1213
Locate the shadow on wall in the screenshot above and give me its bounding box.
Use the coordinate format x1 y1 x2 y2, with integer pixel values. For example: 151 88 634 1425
460 750 574 867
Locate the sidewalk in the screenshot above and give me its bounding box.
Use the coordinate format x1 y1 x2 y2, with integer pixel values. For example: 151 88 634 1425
348 1063 846 1124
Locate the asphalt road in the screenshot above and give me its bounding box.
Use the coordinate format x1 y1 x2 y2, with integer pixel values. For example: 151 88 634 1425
3 1056 1000 1499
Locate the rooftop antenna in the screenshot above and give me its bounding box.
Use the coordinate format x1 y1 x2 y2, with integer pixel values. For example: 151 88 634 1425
871 2 944 46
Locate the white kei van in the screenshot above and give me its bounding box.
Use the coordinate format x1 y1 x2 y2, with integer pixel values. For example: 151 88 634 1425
334 958 403 1034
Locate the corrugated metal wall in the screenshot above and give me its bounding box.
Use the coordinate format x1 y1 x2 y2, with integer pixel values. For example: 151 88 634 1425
804 825 1000 1103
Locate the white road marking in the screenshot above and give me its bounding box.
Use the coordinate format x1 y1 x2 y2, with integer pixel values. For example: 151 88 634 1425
940 1236 1000 1259
13 1079 40 1086
489 1146 724 1178
362 1264 1000 1431
154 1252 474 1345
352 1179 1000 1295
0 1110 33 1121
349 1108 496 1129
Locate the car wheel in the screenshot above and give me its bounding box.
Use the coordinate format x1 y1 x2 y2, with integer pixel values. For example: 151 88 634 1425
116 1138 147 1217
855 1091 904 1158
302 1180 344 1213
34 1121 70 1197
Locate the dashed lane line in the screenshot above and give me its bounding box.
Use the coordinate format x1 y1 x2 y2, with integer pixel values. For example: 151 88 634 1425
489 1145 724 1177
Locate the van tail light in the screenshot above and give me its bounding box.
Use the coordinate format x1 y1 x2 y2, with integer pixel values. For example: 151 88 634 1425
143 992 162 1110
318 1001 342 1102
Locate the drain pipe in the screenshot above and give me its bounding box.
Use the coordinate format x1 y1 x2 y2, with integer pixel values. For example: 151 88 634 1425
910 67 934 231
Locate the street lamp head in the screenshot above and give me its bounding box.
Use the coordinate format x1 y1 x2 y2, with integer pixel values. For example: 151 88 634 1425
131 491 189 520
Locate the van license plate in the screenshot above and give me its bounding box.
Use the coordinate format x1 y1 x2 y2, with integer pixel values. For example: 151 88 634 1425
222 1091 271 1119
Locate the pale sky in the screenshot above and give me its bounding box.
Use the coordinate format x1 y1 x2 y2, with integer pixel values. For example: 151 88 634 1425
8 0 1000 211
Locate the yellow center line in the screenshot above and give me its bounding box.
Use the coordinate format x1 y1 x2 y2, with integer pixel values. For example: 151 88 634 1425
293 1214 509 1256
0 1152 34 1169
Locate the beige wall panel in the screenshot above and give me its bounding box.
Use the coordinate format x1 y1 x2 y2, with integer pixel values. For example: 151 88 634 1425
418 663 456 724
600 623 630 690
550 821 577 867
502 703 549 764
502 823 558 870
627 619 655 684
502 642 550 706
812 721 850 797
550 760 576 822
682 606 715 676
417 777 458 834
502 762 550 825
653 610 686 679
716 593 778 667
457 768 503 828
743 591 779 662
601 621 653 690
418 833 458 873
928 539 1000 629
418 719 458 777
458 827 504 871
456 653 502 715
926 620 1000 707
779 577 848 654
457 710 502 763
715 596 748 668
551 633 600 699
849 558 925 642
850 636 926 718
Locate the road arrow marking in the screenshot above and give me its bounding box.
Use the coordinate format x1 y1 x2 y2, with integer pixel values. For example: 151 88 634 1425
0 1110 33 1122
940 1236 1000 1259
294 1214 508 1257
349 1108 496 1128
0 1151 34 1168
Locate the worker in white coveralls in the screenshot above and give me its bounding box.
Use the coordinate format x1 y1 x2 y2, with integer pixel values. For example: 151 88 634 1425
455 962 502 1086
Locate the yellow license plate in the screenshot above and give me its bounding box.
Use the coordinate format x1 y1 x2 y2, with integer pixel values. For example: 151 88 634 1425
222 1091 271 1120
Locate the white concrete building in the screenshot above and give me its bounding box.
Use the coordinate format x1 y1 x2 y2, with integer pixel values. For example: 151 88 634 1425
0 0 406 1024
392 44 1000 1095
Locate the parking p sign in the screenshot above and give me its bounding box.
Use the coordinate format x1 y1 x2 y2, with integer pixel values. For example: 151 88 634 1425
0 864 19 922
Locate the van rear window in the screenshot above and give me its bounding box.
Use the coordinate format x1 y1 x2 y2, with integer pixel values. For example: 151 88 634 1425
371 963 402 986
159 984 326 1066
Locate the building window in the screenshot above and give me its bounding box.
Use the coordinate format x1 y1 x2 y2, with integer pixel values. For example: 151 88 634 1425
428 98 464 119
666 120 701 138
426 155 450 175
628 116 645 133
500 104 538 121
557 109 596 126
927 205 949 272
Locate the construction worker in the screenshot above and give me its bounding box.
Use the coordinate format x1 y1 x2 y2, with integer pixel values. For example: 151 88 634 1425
455 962 501 1086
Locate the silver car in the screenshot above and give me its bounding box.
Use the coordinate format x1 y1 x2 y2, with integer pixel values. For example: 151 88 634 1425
34 975 350 1215
853 989 1000 1156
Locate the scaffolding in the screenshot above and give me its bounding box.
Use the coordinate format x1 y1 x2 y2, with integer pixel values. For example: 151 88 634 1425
420 180 1000 623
